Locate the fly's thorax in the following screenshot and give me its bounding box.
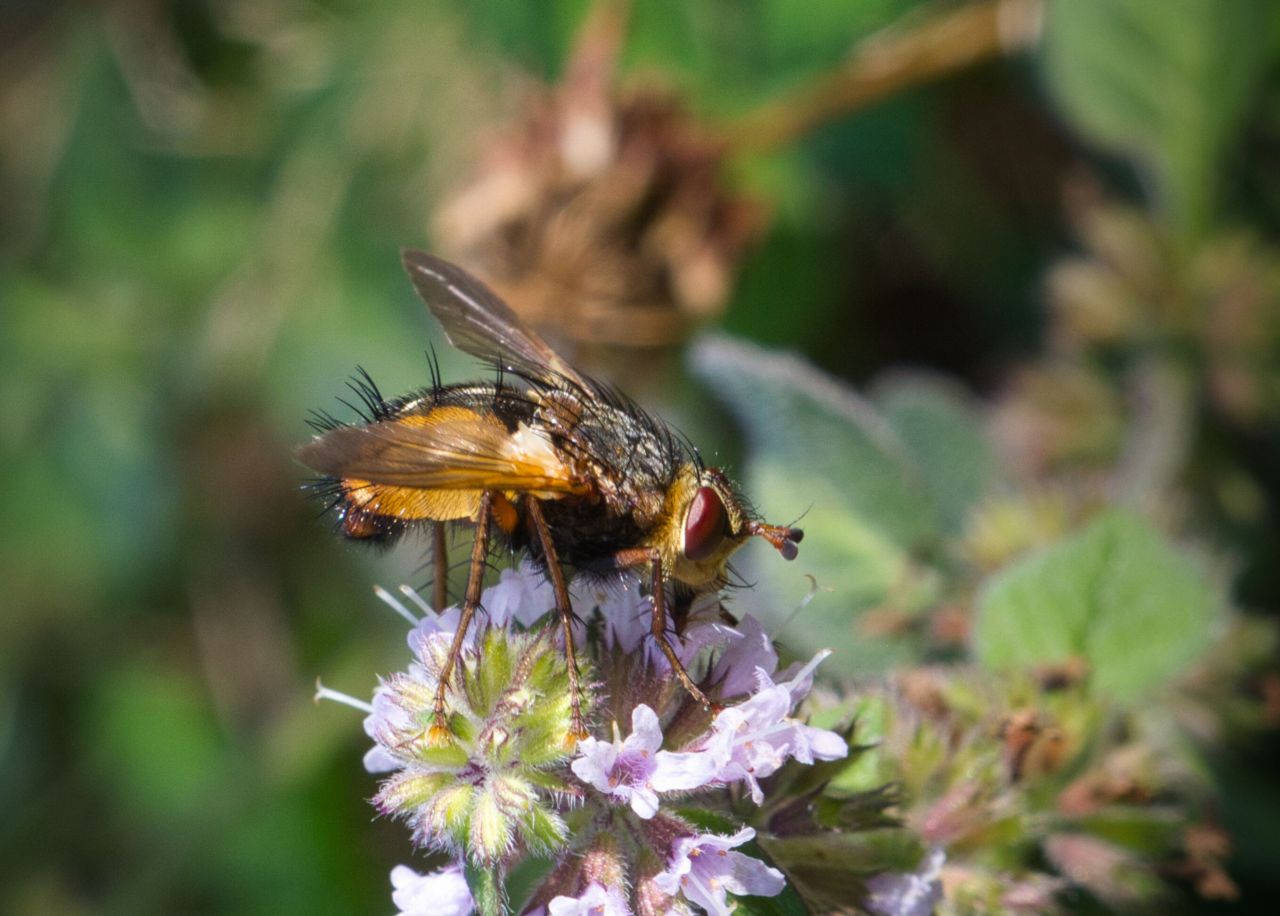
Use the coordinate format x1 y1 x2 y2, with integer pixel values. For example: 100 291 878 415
648 463 752 588
533 386 681 522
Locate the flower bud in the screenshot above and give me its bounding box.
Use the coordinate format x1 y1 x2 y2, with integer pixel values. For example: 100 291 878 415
370 627 589 865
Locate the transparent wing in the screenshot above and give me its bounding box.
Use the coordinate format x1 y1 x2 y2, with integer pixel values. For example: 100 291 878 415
401 250 588 389
296 412 588 495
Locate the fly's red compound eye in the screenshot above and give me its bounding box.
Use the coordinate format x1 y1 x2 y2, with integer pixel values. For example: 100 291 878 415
684 486 728 561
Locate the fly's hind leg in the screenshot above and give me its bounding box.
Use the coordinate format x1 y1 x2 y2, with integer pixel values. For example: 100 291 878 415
526 499 589 745
431 521 449 613
429 492 493 742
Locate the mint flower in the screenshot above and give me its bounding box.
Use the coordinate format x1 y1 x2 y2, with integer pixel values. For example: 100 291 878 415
321 564 852 912
692 651 849 803
368 625 583 865
652 827 786 916
390 863 474 916
535 882 631 916
486 561 559 628
864 848 945 916
570 704 718 818
707 614 779 699
582 580 733 674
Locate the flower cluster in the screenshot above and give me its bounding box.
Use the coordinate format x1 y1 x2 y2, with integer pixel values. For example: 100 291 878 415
432 4 761 353
828 661 1247 913
322 562 848 915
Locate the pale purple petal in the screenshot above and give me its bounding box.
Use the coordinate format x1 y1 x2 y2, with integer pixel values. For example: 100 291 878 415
390 863 474 916
363 745 400 774
407 606 463 659
654 828 784 916
570 737 621 794
366 687 413 735
686 651 847 803
364 685 419 772
734 683 794 729
546 881 632 916
570 704 714 818
683 590 729 629
773 649 832 704
676 620 737 668
865 848 945 916
629 785 660 819
571 575 651 653
484 561 556 627
649 749 719 793
709 614 778 698
573 575 696 673
718 849 787 898
570 714 664 817
628 705 664 755
795 723 849 763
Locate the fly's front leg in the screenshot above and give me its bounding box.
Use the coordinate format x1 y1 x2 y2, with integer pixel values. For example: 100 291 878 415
611 546 717 712
526 499 589 745
430 492 493 742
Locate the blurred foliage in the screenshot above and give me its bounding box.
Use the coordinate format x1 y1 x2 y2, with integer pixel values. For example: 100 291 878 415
2 0 1279 913
974 510 1220 702
1042 0 1272 241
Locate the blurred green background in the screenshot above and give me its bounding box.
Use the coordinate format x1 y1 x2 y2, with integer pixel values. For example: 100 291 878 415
3 0 1278 913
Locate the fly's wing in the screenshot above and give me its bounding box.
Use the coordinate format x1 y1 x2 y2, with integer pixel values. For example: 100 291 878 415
401 250 589 390
296 410 589 496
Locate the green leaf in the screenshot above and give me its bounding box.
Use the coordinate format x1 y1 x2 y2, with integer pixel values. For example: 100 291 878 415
756 830 923 913
88 662 231 822
693 336 933 548
873 371 996 533
729 884 812 916
465 861 507 916
690 337 937 671
1041 0 1272 240
974 510 1222 701
504 855 556 915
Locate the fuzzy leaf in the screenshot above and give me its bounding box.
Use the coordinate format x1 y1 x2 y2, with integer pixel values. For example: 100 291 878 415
757 830 923 912
873 371 996 533
520 803 568 854
694 336 932 547
974 510 1221 701
1041 0 1272 239
470 789 512 864
729 886 811 916
691 336 935 670
465 861 507 916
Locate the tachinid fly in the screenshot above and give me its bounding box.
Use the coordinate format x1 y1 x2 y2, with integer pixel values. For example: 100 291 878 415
297 251 803 741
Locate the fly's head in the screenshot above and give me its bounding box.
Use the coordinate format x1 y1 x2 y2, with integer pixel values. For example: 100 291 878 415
657 463 803 589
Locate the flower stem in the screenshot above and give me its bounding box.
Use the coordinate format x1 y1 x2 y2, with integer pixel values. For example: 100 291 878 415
724 0 1043 153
